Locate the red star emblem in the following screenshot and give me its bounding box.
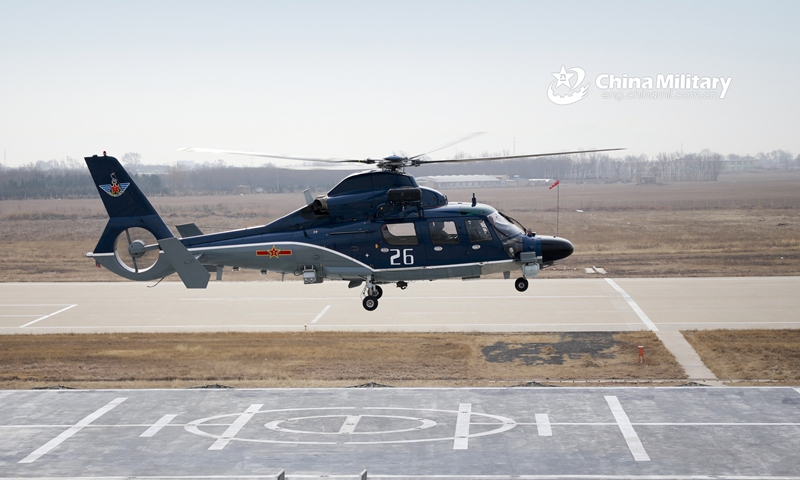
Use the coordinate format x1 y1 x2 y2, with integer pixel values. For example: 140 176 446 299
256 246 292 258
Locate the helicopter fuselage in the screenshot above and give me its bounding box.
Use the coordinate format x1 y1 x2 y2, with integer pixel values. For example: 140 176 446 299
178 170 571 284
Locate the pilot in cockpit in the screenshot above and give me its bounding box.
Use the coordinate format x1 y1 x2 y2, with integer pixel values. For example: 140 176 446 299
430 221 448 243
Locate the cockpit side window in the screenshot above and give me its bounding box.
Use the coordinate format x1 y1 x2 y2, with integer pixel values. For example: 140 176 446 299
487 212 524 239
428 221 459 244
381 223 419 246
464 219 493 243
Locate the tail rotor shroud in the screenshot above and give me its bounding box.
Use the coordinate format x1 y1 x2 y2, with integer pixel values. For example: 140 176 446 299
114 227 159 274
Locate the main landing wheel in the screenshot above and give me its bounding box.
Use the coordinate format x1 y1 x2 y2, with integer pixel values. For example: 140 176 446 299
514 277 529 292
372 285 383 299
362 295 379 311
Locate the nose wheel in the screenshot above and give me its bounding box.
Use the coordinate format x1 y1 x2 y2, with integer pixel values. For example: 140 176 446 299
361 278 383 311
514 277 529 292
362 295 379 311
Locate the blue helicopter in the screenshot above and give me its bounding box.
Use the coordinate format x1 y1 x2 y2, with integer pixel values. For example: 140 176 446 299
85 143 620 310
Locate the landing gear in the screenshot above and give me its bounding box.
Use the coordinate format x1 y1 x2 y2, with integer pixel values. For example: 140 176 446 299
362 295 379 311
396 281 408 290
514 277 529 292
361 277 382 311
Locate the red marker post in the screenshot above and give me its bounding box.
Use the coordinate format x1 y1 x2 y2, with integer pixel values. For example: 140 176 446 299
549 180 560 236
638 345 644 364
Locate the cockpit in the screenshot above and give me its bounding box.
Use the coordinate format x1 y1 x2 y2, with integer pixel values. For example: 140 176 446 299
486 210 526 257
487 211 525 239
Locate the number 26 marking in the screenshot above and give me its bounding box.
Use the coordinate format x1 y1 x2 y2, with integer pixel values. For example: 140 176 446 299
389 248 414 265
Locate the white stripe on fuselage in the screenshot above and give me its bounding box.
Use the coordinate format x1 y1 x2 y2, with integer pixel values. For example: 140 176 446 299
92 240 518 275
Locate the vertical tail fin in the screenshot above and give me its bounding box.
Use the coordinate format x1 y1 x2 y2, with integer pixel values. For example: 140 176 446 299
85 154 168 220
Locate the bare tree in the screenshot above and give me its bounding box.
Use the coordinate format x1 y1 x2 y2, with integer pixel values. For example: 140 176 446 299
121 152 143 171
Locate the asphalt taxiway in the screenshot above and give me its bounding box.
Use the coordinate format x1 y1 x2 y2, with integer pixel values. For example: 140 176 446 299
1 276 798 334
2 387 800 479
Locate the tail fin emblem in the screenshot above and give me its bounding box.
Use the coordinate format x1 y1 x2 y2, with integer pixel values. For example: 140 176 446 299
99 173 130 197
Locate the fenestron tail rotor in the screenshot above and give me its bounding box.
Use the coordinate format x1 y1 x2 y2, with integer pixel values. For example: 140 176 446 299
114 227 159 274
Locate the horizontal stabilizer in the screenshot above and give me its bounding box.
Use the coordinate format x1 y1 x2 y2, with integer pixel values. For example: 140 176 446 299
158 237 210 289
176 223 204 237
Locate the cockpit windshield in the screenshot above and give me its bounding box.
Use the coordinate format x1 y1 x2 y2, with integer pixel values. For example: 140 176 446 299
487 211 524 239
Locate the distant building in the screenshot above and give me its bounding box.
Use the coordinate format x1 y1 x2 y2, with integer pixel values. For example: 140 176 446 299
416 175 510 189
528 178 554 186
724 157 758 172
637 175 659 185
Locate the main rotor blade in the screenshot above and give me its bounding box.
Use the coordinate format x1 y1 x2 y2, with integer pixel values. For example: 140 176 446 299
178 147 367 164
272 163 380 171
419 147 626 164
409 132 486 160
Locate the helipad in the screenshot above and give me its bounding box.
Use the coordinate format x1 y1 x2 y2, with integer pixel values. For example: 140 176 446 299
1 387 800 478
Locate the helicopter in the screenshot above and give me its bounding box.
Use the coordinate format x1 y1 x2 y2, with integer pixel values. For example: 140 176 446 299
84 142 621 310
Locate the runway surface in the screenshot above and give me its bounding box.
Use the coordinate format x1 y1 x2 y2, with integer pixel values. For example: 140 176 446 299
2 387 800 479
1 276 799 334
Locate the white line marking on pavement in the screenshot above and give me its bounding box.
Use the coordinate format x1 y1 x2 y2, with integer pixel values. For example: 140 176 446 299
181 295 610 301
208 404 262 450
5 421 800 430
311 305 331 323
19 304 77 328
0 304 76 306
337 415 362 434
18 397 126 463
535 414 552 436
453 403 471 450
795 388 800 396
605 279 658 332
0 322 641 331
0 475 799 479
140 414 178 438
604 395 650 462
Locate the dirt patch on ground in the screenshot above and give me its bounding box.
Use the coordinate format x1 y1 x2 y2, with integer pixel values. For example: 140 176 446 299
482 332 619 366
683 329 800 384
0 331 684 389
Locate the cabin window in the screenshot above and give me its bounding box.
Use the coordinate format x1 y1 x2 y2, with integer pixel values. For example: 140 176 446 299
428 221 460 244
381 223 418 246
464 219 493 243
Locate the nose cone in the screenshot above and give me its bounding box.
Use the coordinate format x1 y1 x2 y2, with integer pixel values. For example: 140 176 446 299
541 236 574 263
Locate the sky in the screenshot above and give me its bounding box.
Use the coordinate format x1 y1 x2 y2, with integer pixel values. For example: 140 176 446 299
1 0 798 167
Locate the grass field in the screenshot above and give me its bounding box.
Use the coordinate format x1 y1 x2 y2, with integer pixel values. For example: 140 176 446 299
683 329 800 383
0 331 682 389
